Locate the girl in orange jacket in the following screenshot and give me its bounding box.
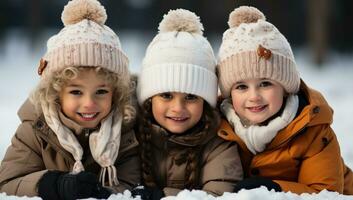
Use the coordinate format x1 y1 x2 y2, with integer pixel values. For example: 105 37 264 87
216 6 353 194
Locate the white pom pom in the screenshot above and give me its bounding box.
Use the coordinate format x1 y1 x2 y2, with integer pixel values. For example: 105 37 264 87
61 0 107 26
228 6 265 28
158 9 203 35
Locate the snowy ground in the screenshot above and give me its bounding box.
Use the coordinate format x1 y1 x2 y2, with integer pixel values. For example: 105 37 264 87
0 29 353 199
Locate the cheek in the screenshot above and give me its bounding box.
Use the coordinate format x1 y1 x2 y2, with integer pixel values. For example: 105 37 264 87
271 96 284 112
190 102 204 121
230 91 241 109
151 101 163 121
231 97 242 112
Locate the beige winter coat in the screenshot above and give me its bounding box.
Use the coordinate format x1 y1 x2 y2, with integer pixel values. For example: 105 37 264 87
138 122 243 197
0 99 141 197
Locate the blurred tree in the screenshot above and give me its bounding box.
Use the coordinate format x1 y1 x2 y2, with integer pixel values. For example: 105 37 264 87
307 0 329 65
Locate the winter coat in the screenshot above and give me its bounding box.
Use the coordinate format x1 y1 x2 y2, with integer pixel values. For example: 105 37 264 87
217 81 353 194
137 121 243 197
0 99 141 197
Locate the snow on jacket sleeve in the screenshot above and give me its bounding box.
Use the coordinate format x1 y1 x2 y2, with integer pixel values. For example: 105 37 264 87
0 121 47 197
274 125 344 194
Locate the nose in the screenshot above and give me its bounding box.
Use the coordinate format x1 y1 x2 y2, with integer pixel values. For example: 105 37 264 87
170 98 185 113
248 88 261 102
82 95 97 109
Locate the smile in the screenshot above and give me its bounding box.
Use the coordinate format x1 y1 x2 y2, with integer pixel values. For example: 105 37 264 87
167 116 189 122
78 112 99 121
247 105 267 112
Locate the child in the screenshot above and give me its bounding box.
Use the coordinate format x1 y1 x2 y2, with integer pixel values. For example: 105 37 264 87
216 6 353 194
0 0 140 199
132 9 243 199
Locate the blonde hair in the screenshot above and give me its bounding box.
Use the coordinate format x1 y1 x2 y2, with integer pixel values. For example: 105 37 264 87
30 66 136 124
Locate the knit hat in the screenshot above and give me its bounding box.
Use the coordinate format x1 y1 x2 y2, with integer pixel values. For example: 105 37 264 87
217 6 300 97
137 9 218 107
37 0 128 187
38 0 129 78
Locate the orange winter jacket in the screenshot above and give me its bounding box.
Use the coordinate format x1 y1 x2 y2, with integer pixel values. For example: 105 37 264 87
217 81 353 194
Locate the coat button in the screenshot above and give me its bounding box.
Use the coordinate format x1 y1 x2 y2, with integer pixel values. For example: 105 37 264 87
313 106 320 114
36 120 44 129
322 137 329 146
251 168 260 176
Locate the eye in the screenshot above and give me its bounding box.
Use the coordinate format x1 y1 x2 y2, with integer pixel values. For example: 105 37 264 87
259 81 273 87
69 90 82 95
185 94 199 101
96 89 109 95
159 92 173 100
234 84 248 90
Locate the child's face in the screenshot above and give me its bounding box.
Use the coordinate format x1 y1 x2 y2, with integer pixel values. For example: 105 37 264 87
59 69 113 128
230 78 285 126
151 92 204 134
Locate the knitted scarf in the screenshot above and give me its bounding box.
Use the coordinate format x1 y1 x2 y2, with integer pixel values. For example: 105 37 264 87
220 95 298 154
41 100 122 186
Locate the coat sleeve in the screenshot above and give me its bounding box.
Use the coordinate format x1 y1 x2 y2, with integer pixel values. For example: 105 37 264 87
200 138 243 196
274 125 344 194
0 121 47 197
110 130 141 193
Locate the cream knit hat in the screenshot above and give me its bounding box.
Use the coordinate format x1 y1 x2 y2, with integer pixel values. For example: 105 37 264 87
137 9 218 107
38 0 129 78
217 6 300 97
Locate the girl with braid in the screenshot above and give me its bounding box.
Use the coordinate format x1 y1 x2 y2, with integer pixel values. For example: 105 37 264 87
131 9 243 200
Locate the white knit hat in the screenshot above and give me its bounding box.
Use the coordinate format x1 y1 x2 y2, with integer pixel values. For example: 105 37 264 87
217 6 300 97
38 0 129 78
137 9 218 107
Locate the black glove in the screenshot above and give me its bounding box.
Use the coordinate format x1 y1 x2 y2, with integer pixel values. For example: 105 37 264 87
233 176 282 192
131 185 164 200
38 170 112 200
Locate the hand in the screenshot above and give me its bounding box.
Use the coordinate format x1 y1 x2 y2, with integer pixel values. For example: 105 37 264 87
38 170 111 200
131 185 164 200
233 176 282 192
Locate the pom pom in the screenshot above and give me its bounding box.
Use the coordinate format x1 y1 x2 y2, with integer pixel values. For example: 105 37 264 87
158 9 203 35
61 0 107 26
228 6 265 28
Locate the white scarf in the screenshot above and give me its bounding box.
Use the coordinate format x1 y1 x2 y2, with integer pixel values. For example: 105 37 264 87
41 101 122 186
220 95 299 154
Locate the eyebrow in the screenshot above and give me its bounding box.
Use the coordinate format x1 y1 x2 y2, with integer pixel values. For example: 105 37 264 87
66 84 109 88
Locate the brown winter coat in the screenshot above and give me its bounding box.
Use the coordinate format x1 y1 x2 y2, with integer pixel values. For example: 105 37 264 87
138 122 243 197
217 81 353 194
0 99 141 197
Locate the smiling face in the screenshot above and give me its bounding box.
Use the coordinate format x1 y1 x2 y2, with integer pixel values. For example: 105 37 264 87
59 69 113 128
151 92 204 134
230 78 285 126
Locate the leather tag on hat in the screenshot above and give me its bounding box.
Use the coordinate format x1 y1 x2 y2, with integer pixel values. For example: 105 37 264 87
38 58 48 76
257 45 272 60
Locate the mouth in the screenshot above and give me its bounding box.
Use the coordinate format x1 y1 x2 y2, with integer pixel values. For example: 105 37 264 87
247 105 267 112
167 116 189 122
78 112 99 121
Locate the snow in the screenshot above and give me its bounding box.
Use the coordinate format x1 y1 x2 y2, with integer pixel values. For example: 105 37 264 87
1 188 353 200
1 29 353 199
